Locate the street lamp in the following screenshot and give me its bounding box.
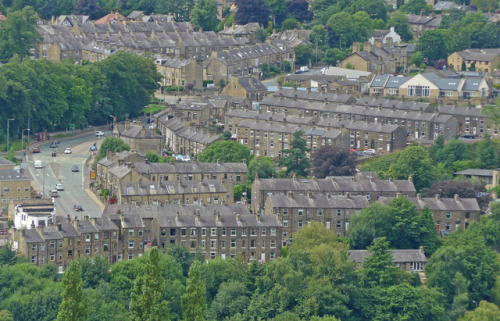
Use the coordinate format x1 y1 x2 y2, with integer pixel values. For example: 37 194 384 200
6 118 14 152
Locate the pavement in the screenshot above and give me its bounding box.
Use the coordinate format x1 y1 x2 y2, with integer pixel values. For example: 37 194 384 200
25 131 109 219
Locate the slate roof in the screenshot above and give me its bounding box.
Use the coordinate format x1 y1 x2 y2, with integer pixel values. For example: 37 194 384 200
159 117 220 145
41 225 63 240
59 222 81 237
454 48 500 61
121 180 227 196
255 177 416 193
238 77 267 92
317 119 402 134
219 22 259 36
103 203 249 219
434 1 462 10
349 249 427 263
407 14 442 28
134 162 247 175
76 220 99 234
109 165 131 179
437 105 484 117
371 74 390 87
22 229 45 243
267 194 369 208
117 124 157 139
226 109 315 125
379 195 480 211
236 119 311 135
156 212 280 228
454 169 494 177
273 89 356 104
94 217 119 231
0 169 31 181
214 43 280 65
463 78 484 91
156 57 191 68
355 97 433 112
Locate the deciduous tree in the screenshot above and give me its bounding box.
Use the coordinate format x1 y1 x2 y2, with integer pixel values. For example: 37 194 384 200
311 146 356 178
234 0 270 25
57 261 88 321
182 261 207 321
199 140 251 164
389 145 436 191
0 7 41 61
278 130 310 177
190 0 219 31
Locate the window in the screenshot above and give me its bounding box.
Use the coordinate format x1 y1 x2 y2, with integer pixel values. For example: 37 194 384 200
231 228 236 235
103 243 109 251
85 235 91 242
231 239 236 248
250 240 256 248
446 223 451 230
129 240 134 248
95 233 99 240
283 220 288 227
129 253 134 260
270 240 276 248
31 256 37 264
190 228 196 236
31 244 37 251
283 208 288 215
202 228 206 236
85 246 90 255
138 230 143 237
181 228 187 236
40 243 45 251
129 229 134 237
222 228 226 236
298 209 304 216
214 197 219 204
211 228 217 236
190 240 196 248
465 212 470 219
170 229 176 236
317 209 323 217
50 241 55 248
446 212 451 219
336 221 341 228
210 240 217 249
270 252 276 260
50 253 55 261
271 228 276 236
298 220 303 228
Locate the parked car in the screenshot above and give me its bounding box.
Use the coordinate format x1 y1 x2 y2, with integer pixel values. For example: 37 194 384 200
74 204 83 211
34 160 42 168
461 134 475 139
56 183 64 191
71 165 79 172
49 190 58 197
32 146 40 153
95 131 104 137
363 149 377 156
295 66 309 74
64 148 72 154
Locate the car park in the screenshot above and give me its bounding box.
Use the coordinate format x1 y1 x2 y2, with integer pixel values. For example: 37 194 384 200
56 183 64 191
363 149 377 156
95 131 104 137
64 148 72 154
74 204 83 211
71 165 79 172
32 146 40 153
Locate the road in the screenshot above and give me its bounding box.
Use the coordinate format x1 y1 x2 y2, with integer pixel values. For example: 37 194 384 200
26 132 109 219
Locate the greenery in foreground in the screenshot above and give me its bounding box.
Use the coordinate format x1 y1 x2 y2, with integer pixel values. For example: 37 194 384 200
1 215 500 321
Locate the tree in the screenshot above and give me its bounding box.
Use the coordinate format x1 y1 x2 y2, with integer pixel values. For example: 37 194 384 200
294 44 313 66
208 281 250 320
460 301 500 320
79 255 110 289
389 145 436 191
281 60 291 72
97 136 130 160
350 0 387 21
476 134 498 168
286 0 312 22
280 17 299 30
417 206 440 256
0 310 14 321
310 25 328 51
57 261 88 321
73 0 102 19
199 140 251 164
0 246 17 265
265 0 286 26
234 0 270 25
361 237 401 287
182 261 206 321
167 244 192 277
400 0 430 15
345 62 355 69
190 0 219 31
278 130 310 177
254 27 268 43
409 51 423 67
129 247 171 321
323 48 347 67
311 146 356 178
417 29 454 64
387 11 412 42
0 7 41 61
247 157 276 184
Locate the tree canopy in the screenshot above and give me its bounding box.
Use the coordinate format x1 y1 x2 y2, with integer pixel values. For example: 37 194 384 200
199 140 251 164
278 130 310 177
311 146 356 178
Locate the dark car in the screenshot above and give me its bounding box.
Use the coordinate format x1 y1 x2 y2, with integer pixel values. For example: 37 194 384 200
32 146 40 153
71 165 79 172
50 142 58 148
461 134 476 139
74 204 83 211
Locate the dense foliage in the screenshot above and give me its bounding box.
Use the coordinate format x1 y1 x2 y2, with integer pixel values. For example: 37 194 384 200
1 221 498 321
311 146 356 178
199 140 251 164
0 51 160 143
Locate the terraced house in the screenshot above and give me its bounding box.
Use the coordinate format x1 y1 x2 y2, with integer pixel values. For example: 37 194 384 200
264 193 369 242
448 48 500 73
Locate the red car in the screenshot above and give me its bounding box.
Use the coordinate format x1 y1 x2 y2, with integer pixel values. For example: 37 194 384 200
32 146 40 153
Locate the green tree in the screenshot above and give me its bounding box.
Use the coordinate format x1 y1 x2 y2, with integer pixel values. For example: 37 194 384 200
247 157 276 184
0 7 41 61
410 51 424 67
265 0 286 26
280 17 299 30
281 60 291 72
459 301 500 320
97 136 130 160
294 44 313 66
310 25 328 51
389 145 436 191
278 130 310 177
79 255 110 289
361 237 401 287
387 11 413 42
448 272 470 321
190 0 219 31
400 0 430 15
417 29 454 64
323 48 346 67
350 0 387 21
0 310 14 321
345 62 355 69
418 206 440 256
254 27 268 43
0 245 17 265
476 134 498 168
182 261 206 321
208 281 250 320
129 247 171 321
199 140 251 164
167 243 192 277
57 261 88 321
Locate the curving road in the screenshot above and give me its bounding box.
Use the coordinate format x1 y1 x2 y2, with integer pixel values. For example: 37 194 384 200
26 132 109 219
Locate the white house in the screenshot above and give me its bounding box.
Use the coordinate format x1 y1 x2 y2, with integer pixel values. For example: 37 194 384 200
13 201 56 230
369 27 401 45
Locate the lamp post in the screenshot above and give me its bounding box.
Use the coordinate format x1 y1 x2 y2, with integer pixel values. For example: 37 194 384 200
109 115 115 137
6 118 14 152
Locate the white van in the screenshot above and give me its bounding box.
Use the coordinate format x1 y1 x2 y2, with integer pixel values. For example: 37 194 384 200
34 160 42 168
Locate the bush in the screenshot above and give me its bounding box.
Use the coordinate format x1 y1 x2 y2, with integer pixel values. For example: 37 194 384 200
164 86 184 92
203 80 214 87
